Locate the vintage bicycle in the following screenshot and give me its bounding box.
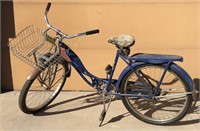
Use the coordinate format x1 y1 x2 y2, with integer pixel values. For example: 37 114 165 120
8 3 197 126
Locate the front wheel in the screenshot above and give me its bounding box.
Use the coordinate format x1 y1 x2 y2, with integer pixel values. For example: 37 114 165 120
19 61 69 114
120 64 192 125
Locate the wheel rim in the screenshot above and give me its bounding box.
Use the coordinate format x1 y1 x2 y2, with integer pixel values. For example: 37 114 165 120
124 65 189 123
25 63 66 111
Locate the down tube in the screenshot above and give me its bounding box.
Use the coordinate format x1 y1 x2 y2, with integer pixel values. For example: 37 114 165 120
62 47 100 87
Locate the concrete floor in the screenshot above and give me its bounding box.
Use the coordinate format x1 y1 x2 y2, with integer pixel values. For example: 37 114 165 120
0 91 199 131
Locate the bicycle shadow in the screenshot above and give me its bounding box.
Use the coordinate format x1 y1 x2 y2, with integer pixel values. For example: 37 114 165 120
34 92 116 116
100 112 131 126
172 78 200 126
34 91 132 126
34 86 199 126
103 96 200 126
170 101 200 125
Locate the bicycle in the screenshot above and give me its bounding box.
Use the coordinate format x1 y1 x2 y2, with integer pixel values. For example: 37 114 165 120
8 3 197 126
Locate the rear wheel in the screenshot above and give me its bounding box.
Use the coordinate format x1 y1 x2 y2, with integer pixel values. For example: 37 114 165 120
121 64 192 125
19 61 69 114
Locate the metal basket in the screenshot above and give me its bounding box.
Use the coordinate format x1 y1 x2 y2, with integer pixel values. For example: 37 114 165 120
8 25 64 70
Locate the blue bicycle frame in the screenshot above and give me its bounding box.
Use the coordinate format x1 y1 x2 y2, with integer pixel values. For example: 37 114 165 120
60 42 194 99
17 3 198 125
36 2 195 100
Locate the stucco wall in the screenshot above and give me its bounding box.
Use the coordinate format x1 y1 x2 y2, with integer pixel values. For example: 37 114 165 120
2 0 200 91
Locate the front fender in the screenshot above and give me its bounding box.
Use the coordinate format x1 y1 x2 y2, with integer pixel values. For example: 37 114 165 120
27 67 42 80
116 62 194 92
27 60 71 81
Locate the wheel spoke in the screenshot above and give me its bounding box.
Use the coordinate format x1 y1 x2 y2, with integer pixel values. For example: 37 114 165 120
19 62 68 113
121 64 191 125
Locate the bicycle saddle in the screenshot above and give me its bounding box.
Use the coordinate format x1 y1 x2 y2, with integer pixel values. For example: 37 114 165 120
108 35 135 48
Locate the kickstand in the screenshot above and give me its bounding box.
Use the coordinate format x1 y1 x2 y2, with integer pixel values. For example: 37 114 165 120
99 90 113 127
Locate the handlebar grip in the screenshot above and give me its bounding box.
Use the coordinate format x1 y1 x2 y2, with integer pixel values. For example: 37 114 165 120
46 2 51 12
86 29 99 35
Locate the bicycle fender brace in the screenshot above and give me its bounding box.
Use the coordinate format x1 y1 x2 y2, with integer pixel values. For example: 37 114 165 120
115 62 195 95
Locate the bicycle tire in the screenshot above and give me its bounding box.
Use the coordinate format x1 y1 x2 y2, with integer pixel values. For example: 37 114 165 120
19 61 69 114
120 64 192 125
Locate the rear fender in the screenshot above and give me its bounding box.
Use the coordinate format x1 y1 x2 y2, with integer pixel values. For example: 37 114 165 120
167 64 196 100
116 62 194 93
116 62 145 91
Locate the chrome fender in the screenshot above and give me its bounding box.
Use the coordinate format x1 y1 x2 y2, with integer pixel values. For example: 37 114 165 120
27 61 71 81
27 67 42 80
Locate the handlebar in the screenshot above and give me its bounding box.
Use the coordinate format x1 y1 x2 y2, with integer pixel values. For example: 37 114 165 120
44 2 99 40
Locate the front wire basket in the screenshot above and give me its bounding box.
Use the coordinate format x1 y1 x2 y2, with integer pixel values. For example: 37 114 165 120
8 25 64 70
